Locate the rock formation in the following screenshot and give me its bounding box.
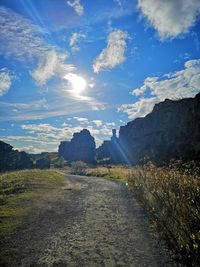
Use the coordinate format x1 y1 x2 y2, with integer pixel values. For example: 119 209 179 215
119 93 200 165
58 129 96 164
97 129 123 163
0 141 33 171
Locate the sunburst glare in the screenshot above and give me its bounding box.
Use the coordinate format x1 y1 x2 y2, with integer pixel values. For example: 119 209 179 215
64 73 87 95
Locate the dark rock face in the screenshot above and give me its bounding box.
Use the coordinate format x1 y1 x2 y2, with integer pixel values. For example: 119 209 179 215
58 141 71 160
119 93 200 165
97 129 123 164
0 141 33 172
58 129 96 164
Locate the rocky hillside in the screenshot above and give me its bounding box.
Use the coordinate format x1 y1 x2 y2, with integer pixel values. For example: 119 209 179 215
119 93 200 165
0 141 33 171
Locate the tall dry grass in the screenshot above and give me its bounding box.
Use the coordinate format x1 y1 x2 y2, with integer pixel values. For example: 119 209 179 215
86 165 131 182
128 162 200 266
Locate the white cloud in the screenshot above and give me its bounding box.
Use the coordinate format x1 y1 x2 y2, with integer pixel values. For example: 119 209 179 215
93 30 128 73
0 6 77 86
119 97 157 119
119 58 200 119
73 117 89 123
138 0 200 39
0 69 12 96
16 119 117 152
21 123 59 133
67 0 84 16
0 98 48 112
92 120 102 127
0 6 105 124
132 77 158 96
106 122 115 127
62 122 69 127
17 145 45 154
0 6 50 61
31 50 75 85
69 32 86 52
0 91 105 121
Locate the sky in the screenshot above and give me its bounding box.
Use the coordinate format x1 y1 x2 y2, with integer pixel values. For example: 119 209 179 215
0 0 200 153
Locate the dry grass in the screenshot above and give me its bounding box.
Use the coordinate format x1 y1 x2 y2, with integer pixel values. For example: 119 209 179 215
86 163 200 265
0 169 65 236
86 165 131 183
128 162 200 266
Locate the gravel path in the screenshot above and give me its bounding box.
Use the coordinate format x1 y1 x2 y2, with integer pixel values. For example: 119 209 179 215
0 174 175 267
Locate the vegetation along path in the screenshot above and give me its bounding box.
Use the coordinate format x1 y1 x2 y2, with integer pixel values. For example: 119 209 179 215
0 174 175 267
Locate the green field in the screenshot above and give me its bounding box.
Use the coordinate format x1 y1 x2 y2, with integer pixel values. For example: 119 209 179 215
0 169 65 236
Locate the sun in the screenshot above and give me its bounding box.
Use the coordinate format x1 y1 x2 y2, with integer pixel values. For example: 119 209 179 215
64 73 87 94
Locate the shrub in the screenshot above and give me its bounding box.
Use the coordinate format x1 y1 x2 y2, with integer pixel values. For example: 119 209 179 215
52 157 66 168
128 162 200 266
71 161 87 175
35 157 50 169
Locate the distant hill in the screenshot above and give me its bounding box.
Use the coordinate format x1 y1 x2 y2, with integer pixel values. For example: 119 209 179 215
118 92 200 165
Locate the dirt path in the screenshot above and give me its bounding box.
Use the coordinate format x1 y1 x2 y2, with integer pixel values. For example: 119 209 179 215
0 174 175 267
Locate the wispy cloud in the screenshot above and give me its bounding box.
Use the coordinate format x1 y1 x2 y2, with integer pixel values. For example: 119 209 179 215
113 0 122 8
67 0 84 16
69 32 86 52
31 50 75 85
119 58 200 119
0 68 12 96
0 6 77 86
1 117 117 153
119 97 157 119
0 6 105 115
137 0 200 39
92 120 102 127
0 91 105 121
0 6 50 61
93 30 128 73
73 117 89 123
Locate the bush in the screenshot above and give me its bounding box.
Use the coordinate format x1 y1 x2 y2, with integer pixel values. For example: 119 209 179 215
35 157 50 169
71 161 87 175
52 157 66 168
128 162 200 266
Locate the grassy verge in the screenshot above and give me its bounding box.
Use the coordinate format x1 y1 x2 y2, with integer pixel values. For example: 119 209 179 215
0 169 64 236
85 165 131 183
128 162 200 266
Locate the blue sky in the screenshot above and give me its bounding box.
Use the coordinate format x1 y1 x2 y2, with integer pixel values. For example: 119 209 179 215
0 0 200 153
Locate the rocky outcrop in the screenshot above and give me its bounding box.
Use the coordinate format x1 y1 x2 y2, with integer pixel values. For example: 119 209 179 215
58 129 96 164
119 93 200 165
97 129 123 163
0 141 33 172
58 141 71 160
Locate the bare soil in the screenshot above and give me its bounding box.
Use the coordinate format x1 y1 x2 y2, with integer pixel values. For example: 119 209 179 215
0 174 175 267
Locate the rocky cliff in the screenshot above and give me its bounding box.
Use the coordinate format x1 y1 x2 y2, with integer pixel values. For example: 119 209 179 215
97 129 123 164
119 93 200 165
58 129 96 164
